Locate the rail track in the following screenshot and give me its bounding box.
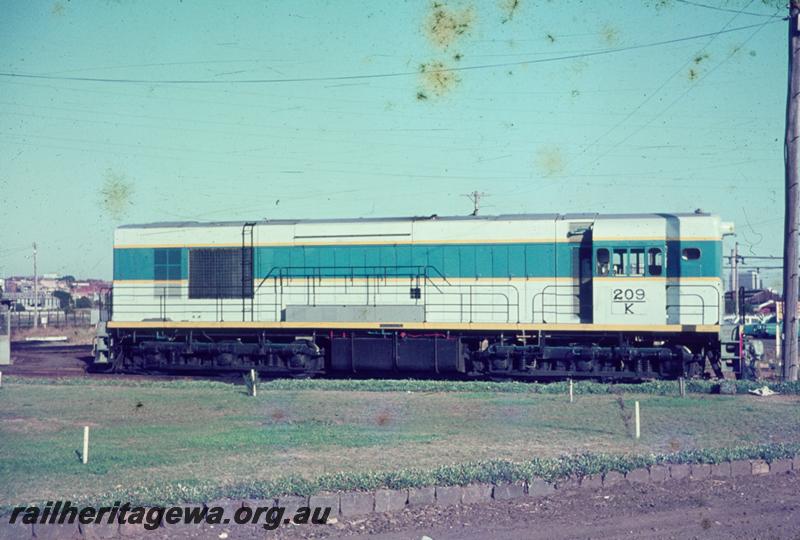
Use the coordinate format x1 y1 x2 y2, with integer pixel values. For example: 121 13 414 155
5 344 93 377
3 343 220 381
4 343 725 383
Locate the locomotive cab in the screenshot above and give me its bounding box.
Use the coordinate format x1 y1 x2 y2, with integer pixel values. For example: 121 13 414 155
591 214 723 329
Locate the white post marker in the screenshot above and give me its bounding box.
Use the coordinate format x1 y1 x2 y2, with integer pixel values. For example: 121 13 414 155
568 379 574 403
250 369 257 397
0 371 3 388
679 377 686 398
634 401 641 439
82 426 89 464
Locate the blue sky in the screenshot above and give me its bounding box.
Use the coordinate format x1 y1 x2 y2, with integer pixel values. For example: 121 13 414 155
0 0 787 282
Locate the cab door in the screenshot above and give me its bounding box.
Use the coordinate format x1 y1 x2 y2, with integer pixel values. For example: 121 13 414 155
574 232 593 323
561 220 593 324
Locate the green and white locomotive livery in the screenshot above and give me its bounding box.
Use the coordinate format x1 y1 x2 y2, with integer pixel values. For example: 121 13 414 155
97 212 732 379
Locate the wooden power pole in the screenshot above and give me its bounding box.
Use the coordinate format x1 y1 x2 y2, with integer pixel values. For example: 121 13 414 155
732 242 739 318
784 0 800 381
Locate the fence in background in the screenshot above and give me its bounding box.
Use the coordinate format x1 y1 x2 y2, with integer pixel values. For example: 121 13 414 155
8 309 94 331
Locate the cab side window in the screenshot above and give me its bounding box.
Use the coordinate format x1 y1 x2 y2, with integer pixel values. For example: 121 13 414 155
682 247 701 260
680 246 702 276
596 248 610 276
612 249 627 276
596 246 664 277
629 248 645 276
647 248 663 276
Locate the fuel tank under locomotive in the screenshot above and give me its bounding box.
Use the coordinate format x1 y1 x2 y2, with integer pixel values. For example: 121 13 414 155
330 336 690 378
331 335 465 374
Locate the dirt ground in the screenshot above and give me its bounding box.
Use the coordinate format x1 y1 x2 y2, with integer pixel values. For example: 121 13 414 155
275 472 800 540
4 344 221 381
4 343 95 376
323 472 800 540
11 325 97 345
44 471 793 540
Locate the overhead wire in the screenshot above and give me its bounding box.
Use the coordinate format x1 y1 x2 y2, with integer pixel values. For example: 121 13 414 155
0 21 782 86
673 0 782 18
556 0 759 174
577 7 779 174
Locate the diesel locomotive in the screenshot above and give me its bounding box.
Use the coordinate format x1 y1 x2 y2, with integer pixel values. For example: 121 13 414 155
94 212 733 380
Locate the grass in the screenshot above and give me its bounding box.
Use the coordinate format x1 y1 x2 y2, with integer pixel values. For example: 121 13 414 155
7 375 800 395
0 378 798 511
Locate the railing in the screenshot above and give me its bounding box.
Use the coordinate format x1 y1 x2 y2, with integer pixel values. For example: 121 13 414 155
111 278 722 327
111 271 522 324
421 284 518 323
666 283 720 325
260 272 521 323
256 265 450 289
531 284 582 323
112 286 252 322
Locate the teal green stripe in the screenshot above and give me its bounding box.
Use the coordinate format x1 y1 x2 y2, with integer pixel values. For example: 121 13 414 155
113 241 721 280
254 243 559 279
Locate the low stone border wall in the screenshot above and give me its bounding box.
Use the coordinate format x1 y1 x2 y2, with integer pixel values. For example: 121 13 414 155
311 455 800 518
3 456 798 539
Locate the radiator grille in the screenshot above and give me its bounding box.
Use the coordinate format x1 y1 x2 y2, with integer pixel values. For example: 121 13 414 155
189 248 253 299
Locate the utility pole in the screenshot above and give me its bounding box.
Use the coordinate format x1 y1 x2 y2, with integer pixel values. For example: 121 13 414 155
777 300 783 373
732 242 739 318
783 0 800 382
32 242 39 329
465 191 487 216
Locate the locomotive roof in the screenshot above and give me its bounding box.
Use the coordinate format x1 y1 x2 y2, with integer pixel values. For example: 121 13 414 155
119 212 715 229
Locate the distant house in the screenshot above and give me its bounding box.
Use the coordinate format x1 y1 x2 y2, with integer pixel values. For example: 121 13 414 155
0 275 110 310
71 280 109 302
1 291 59 310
